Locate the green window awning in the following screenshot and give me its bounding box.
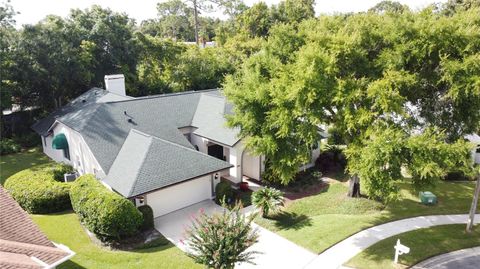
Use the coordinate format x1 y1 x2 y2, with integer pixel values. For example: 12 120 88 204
52 133 68 149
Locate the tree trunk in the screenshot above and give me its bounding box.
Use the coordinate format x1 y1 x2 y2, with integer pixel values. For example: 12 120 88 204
348 174 361 198
466 174 480 233
193 0 199 45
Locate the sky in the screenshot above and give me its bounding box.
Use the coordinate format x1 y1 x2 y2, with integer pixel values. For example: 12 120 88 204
10 0 447 26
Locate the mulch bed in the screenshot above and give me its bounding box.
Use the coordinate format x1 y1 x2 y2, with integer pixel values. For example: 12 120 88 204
82 224 167 251
282 180 330 202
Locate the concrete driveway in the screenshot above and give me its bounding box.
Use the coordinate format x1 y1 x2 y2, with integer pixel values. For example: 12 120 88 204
154 199 225 252
154 199 316 268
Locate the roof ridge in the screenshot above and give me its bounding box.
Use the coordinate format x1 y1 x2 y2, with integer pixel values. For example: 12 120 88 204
121 129 153 197
202 90 226 99
0 239 67 254
103 88 220 104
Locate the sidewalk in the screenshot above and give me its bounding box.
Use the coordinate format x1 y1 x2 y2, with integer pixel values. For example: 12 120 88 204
304 214 480 269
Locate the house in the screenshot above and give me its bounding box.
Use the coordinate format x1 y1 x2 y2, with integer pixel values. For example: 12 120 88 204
32 74 322 218
0 186 75 268
466 133 480 164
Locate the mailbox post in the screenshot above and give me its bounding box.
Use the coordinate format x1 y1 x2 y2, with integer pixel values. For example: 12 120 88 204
394 239 410 264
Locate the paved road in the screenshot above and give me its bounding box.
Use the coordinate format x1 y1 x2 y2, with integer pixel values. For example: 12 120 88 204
304 214 480 269
412 246 480 269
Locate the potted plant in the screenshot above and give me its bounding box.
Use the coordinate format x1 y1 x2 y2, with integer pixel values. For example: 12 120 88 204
239 181 249 192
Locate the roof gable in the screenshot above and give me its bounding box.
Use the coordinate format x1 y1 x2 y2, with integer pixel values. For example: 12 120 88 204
192 92 240 146
104 129 232 197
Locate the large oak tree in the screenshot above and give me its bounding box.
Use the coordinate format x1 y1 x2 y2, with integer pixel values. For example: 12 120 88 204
224 7 480 201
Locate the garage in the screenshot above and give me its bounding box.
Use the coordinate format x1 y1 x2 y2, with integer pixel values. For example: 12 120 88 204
146 175 213 217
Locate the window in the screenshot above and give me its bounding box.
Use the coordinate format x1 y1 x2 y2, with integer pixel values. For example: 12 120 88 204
195 145 199 151
476 146 480 153
63 148 70 160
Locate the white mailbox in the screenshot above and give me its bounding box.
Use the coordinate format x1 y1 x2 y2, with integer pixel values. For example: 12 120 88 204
394 239 410 263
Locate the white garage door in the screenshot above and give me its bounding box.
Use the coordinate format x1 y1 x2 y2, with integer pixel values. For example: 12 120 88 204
146 175 212 217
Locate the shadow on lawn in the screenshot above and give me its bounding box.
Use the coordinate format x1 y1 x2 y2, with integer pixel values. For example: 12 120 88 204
132 242 177 254
270 211 312 230
58 260 87 269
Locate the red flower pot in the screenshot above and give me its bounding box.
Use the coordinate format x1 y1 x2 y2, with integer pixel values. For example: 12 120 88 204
239 182 249 192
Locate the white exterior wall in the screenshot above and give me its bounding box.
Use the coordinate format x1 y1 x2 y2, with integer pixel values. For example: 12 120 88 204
230 143 244 183
299 141 322 171
465 134 480 164
190 134 240 180
190 134 208 154
145 175 212 217
41 122 105 178
42 133 65 163
242 151 261 180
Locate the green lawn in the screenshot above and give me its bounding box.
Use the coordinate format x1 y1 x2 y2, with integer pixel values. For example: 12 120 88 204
346 224 480 269
2 150 199 269
32 211 201 269
255 180 479 253
4 150 479 268
0 148 51 185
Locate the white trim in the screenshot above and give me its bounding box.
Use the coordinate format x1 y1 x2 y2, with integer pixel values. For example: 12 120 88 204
31 256 49 267
44 242 76 269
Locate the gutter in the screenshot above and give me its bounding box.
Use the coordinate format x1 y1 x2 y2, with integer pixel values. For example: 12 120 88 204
36 242 76 269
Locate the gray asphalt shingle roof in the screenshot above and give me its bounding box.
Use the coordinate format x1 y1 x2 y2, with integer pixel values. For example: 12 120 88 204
192 92 240 146
33 88 239 196
104 129 232 197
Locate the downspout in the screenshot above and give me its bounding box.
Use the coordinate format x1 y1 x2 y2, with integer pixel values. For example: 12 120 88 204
258 155 262 181
240 148 245 182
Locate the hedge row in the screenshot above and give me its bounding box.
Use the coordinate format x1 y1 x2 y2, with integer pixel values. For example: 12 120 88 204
138 205 154 231
0 139 21 155
70 174 143 241
4 164 72 213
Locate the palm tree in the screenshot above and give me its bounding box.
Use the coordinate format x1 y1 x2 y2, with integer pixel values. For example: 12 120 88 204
252 187 284 218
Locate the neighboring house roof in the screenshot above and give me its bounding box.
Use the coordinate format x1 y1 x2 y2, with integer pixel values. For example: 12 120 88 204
0 187 73 269
466 133 480 144
104 129 232 197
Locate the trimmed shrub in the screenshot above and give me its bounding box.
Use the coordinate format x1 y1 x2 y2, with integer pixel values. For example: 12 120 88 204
444 171 474 181
138 205 154 231
315 144 347 173
4 165 72 213
50 163 74 182
215 181 234 204
70 174 143 241
0 139 21 155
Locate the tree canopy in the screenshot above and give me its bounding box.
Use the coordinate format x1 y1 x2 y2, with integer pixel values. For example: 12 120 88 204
2 1 479 203
224 6 480 200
